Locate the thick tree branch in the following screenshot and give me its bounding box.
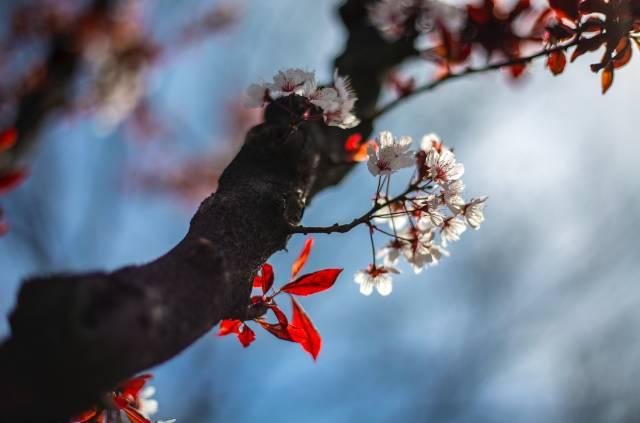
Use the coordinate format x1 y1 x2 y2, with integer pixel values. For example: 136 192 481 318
0 1 417 421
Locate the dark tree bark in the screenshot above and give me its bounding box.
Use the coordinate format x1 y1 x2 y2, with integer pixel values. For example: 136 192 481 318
0 1 416 420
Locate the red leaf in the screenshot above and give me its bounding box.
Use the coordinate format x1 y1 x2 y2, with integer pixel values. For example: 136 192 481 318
0 169 28 195
218 319 242 336
118 374 152 400
290 297 322 360
255 319 295 342
122 406 152 423
344 133 362 152
601 63 614 94
291 237 313 279
509 63 527 79
238 324 256 348
280 268 343 296
0 128 17 153
547 50 567 75
252 263 274 293
269 304 289 326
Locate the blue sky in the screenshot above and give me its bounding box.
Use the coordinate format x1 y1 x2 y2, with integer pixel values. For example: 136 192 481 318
2 1 640 422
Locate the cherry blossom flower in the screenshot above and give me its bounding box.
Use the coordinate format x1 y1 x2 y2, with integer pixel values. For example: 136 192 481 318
416 195 445 228
424 144 464 184
463 196 488 229
399 227 448 273
367 131 415 176
368 0 457 41
440 216 466 246
138 386 159 418
377 239 408 266
268 68 315 98
245 69 359 129
354 265 399 296
442 179 465 214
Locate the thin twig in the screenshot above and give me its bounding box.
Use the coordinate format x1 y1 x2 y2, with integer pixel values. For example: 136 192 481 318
290 182 417 235
366 40 580 121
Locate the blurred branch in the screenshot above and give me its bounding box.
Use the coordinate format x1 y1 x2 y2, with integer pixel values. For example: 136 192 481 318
0 0 417 420
0 0 117 174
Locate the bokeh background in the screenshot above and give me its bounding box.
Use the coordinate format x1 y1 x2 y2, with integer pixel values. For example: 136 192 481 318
1 1 640 422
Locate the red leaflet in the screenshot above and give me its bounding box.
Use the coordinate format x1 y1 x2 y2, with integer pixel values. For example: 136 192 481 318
0 169 28 195
238 324 256 348
0 128 17 153
218 319 242 336
291 237 313 279
289 297 321 360
280 269 343 296
122 406 152 423
71 408 98 423
270 304 289 326
255 319 294 342
344 133 362 152
601 63 614 94
252 263 274 293
119 374 152 400
547 50 567 75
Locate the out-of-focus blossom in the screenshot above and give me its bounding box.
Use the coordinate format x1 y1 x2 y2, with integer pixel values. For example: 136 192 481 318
354 265 399 296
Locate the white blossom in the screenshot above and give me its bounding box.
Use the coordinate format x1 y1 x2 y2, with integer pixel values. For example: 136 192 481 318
354 266 399 296
138 386 159 418
440 216 466 246
377 239 407 266
267 68 315 98
425 146 464 184
442 179 465 214
367 131 415 176
416 195 445 228
400 228 448 273
463 196 488 229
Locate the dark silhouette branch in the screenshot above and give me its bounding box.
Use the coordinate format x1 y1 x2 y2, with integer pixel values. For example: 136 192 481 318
0 1 417 421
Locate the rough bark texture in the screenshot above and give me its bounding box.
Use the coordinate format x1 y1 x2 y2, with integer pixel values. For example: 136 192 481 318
0 1 416 420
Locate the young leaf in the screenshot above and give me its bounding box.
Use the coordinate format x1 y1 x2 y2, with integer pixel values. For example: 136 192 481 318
269 304 289 326
0 169 28 195
0 128 17 153
601 63 614 94
547 50 566 75
238 324 256 348
122 406 152 423
280 268 343 296
252 263 274 293
118 374 153 398
255 319 294 342
218 319 242 336
289 297 322 360
291 237 314 279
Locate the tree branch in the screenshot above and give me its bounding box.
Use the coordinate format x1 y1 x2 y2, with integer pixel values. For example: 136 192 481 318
0 1 417 420
366 39 580 121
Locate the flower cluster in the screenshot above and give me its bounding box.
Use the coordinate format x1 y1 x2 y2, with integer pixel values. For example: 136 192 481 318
354 132 487 296
367 0 457 41
245 68 360 129
218 238 342 360
71 374 175 423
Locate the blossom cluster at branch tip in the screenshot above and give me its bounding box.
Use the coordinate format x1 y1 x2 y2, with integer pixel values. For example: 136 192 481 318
245 68 360 129
356 132 487 295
